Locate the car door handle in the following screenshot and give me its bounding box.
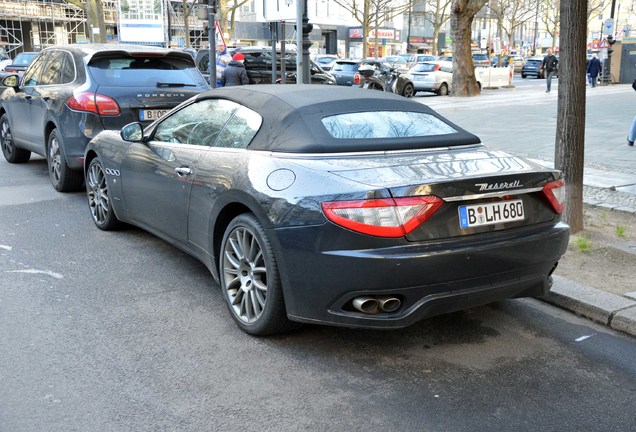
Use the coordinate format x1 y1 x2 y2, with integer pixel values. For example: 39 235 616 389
175 166 192 176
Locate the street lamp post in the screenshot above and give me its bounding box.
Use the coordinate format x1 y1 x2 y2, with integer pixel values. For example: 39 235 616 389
207 0 218 88
604 0 618 84
301 0 312 83
532 0 540 55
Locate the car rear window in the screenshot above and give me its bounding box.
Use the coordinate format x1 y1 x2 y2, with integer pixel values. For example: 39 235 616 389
88 55 204 87
13 53 37 65
411 63 438 72
473 54 488 60
321 111 457 139
316 57 335 64
332 62 359 72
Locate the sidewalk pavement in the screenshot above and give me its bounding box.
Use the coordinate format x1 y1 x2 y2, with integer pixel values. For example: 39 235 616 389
422 84 636 338
527 97 636 338
542 168 636 339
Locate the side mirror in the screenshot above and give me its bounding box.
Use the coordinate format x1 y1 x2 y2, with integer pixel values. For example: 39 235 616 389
120 122 144 142
1 74 19 89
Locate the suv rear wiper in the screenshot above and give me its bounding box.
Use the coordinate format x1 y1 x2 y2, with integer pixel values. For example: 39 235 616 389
156 82 196 87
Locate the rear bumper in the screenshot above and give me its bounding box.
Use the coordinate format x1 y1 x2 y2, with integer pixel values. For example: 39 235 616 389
412 82 441 92
273 221 570 329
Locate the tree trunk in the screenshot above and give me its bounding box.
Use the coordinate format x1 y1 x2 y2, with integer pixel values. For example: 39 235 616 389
362 0 370 57
432 26 440 55
450 0 486 96
554 0 587 233
183 0 191 48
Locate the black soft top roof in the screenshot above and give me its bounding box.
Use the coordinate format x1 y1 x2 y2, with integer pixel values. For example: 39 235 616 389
197 85 481 153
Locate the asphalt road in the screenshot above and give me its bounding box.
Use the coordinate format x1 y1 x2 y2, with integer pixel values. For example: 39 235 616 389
1 97 636 432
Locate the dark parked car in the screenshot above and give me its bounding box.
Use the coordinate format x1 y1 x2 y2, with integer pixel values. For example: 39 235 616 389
472 52 491 67
3 52 38 76
196 47 335 85
83 85 569 336
521 55 559 79
521 56 545 78
0 44 210 192
331 58 415 98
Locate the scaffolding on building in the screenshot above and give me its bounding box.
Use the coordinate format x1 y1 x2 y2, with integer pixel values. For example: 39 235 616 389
0 0 205 56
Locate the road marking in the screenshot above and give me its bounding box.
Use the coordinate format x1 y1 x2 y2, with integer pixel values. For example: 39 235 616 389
5 269 64 279
575 335 593 342
0 244 13 251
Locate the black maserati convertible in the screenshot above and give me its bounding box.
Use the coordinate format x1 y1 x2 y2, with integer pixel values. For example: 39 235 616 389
83 85 569 335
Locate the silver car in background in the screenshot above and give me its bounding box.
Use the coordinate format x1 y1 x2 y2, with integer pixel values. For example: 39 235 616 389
409 61 453 96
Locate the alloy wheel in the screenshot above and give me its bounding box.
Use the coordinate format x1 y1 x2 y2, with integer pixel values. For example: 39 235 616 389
48 136 62 185
0 118 13 158
87 161 110 226
222 226 268 324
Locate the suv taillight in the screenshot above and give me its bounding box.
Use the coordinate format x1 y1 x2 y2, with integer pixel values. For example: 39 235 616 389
353 73 361 85
321 196 444 237
66 92 120 116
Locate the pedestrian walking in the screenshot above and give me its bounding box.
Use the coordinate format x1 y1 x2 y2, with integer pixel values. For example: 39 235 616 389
586 54 602 88
221 53 249 87
628 79 636 147
542 48 558 93
215 44 232 88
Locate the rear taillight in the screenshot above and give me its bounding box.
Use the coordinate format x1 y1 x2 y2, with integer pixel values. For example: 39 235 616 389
321 196 444 238
66 92 120 116
433 64 441 71
353 73 361 85
542 179 565 214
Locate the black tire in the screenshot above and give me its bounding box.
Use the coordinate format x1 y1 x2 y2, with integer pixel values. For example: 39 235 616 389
47 129 83 192
86 157 122 230
0 113 31 163
521 74 527 79
401 83 415 98
219 213 297 336
195 50 210 74
437 83 449 96
368 83 383 91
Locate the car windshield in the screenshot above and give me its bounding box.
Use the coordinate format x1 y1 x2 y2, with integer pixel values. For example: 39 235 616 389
410 63 437 72
473 54 487 60
88 55 205 86
322 111 457 139
332 62 359 72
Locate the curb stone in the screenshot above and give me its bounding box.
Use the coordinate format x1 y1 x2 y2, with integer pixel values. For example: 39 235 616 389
543 275 636 337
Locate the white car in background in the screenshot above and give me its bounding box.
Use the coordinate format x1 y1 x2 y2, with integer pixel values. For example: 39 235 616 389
409 61 454 96
312 54 339 71
409 60 487 96
0 48 12 71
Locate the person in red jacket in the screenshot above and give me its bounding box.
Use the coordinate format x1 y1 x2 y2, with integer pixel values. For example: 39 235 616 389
221 53 249 86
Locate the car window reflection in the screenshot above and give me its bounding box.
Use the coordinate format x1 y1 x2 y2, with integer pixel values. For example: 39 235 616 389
151 98 261 149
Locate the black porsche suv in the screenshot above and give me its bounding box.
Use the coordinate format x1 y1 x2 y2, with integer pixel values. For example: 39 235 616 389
196 47 336 85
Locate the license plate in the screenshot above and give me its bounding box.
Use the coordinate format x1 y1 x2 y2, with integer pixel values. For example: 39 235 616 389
139 109 169 121
458 200 524 229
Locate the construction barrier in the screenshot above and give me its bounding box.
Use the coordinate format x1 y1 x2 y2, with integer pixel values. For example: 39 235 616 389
476 66 515 88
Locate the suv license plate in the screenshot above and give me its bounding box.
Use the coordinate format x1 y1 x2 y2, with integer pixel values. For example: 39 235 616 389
139 109 169 121
459 200 524 229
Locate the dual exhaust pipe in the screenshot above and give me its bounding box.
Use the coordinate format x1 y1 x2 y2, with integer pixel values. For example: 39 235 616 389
352 296 401 314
